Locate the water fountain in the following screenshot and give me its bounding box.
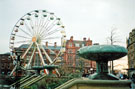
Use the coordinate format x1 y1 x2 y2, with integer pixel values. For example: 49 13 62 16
78 45 127 80
56 45 131 89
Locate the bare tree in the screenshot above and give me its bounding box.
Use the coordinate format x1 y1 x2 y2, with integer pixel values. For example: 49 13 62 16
107 28 121 45
106 27 121 74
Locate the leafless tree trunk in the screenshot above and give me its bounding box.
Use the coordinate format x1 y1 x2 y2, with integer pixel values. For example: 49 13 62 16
106 27 120 74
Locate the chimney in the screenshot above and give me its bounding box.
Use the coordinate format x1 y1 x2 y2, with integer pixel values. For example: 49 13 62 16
54 42 57 48
83 37 86 41
70 36 73 41
93 43 99 45
46 42 48 47
88 38 90 41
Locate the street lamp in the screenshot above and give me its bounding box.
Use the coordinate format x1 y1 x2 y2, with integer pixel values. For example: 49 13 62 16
14 50 22 89
90 68 93 74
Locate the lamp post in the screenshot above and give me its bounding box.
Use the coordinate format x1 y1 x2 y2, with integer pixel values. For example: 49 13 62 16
90 68 93 74
15 51 22 89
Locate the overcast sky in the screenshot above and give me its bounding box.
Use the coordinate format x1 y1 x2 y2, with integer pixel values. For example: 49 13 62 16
0 0 135 54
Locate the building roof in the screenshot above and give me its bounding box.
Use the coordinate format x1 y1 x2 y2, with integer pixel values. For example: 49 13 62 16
0 52 10 56
72 40 85 44
18 44 61 50
66 40 86 47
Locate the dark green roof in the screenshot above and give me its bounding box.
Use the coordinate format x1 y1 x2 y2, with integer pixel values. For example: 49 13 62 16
18 44 61 50
0 52 10 56
78 45 128 61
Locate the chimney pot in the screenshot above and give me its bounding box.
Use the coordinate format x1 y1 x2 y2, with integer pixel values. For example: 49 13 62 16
54 42 57 47
83 37 86 41
46 42 48 47
70 36 73 40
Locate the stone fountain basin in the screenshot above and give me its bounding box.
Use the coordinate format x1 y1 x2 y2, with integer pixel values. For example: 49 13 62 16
78 45 127 61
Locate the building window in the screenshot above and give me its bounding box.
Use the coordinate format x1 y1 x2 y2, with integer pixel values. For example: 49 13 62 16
1 71 4 75
75 43 80 47
76 55 79 59
1 64 4 69
68 55 72 60
8 57 11 60
2 58 5 60
68 49 72 53
7 65 10 69
7 72 10 75
130 60 134 68
68 55 73 66
69 43 72 47
82 44 85 47
10 63 12 68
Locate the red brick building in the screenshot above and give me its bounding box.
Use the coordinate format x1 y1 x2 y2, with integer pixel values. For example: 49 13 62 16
0 53 14 76
64 36 96 74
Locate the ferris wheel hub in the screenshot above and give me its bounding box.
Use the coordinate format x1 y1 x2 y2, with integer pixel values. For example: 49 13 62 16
32 37 37 42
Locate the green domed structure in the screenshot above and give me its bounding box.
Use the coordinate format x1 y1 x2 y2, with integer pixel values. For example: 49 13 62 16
78 45 128 80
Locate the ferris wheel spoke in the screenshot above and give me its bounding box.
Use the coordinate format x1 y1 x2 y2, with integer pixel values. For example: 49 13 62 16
39 18 46 27
42 44 61 76
46 46 56 55
43 19 57 33
40 45 60 76
14 40 31 44
30 16 39 36
35 15 42 36
10 65 17 76
16 35 31 39
36 17 43 35
45 23 55 32
39 16 57 35
42 14 51 27
40 16 45 26
21 42 33 59
29 19 36 35
40 21 56 37
27 47 36 67
39 19 50 36
34 19 37 36
35 42 49 74
39 15 51 36
35 42 46 66
40 45 53 64
42 36 61 40
41 29 60 38
35 17 39 36
38 16 46 33
55 69 60 77
19 28 32 37
50 51 61 64
24 22 33 36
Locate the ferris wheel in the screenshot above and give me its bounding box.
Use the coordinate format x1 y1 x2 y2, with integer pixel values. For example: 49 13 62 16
9 10 66 75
